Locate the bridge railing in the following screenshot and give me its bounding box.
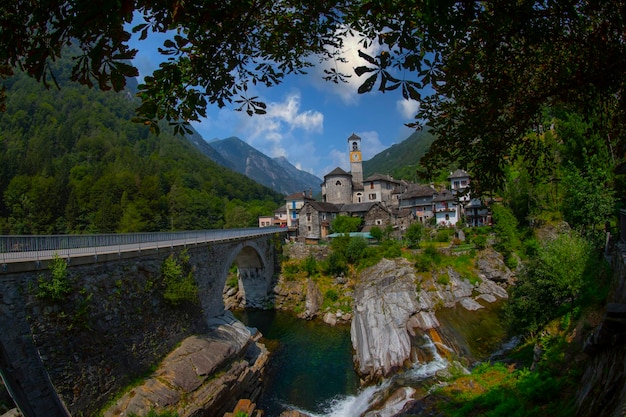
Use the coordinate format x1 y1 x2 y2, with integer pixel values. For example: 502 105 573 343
0 227 285 263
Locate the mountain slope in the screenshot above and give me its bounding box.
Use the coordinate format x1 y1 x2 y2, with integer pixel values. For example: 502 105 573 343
194 136 322 195
0 50 284 234
363 129 436 180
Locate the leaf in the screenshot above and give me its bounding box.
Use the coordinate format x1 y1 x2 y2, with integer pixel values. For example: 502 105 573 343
358 50 378 65
358 73 378 94
354 66 376 77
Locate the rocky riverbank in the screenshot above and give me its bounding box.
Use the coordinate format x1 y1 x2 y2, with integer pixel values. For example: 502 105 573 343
102 312 269 417
268 243 513 416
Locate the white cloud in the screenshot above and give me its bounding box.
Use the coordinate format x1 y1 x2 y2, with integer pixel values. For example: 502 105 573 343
397 99 420 120
309 30 382 105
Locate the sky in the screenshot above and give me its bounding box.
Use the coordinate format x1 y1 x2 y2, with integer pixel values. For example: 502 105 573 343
129 29 420 179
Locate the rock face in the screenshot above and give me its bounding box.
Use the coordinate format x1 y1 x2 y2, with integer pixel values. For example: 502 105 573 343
351 258 421 382
351 255 511 383
103 312 269 417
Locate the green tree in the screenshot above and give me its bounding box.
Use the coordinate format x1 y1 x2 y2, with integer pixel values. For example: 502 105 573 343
4 1 625 191
369 226 383 242
491 204 521 267
506 231 595 334
404 222 424 248
331 215 362 234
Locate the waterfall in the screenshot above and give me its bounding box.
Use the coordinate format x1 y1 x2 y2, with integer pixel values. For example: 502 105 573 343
288 335 449 417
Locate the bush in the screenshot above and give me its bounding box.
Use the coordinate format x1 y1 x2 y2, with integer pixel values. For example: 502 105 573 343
472 234 488 249
161 250 198 306
303 255 318 277
325 289 339 302
405 222 424 248
321 252 347 276
506 231 594 334
346 236 369 264
37 255 72 301
370 226 383 242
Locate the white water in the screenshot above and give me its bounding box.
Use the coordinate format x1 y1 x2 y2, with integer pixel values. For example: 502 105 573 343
288 335 449 417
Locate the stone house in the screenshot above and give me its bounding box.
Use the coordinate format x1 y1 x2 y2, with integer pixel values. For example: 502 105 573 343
297 201 393 242
433 189 460 227
362 174 404 205
285 191 315 239
298 201 341 242
398 184 436 223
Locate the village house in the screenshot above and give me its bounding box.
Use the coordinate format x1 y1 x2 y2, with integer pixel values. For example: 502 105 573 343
276 132 493 242
433 188 460 227
285 190 315 238
398 184 436 223
362 174 404 205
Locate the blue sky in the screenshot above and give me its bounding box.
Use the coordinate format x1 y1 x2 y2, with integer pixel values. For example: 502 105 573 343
129 30 420 179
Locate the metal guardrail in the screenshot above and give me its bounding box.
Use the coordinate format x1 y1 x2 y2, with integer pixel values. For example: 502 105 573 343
0 227 286 264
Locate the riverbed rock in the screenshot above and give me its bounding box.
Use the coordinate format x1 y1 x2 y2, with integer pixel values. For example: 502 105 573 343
363 386 417 417
351 258 421 382
102 311 269 417
302 278 323 319
475 248 514 283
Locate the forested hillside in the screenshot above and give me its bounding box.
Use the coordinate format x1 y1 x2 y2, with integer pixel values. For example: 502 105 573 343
0 56 283 234
363 129 437 181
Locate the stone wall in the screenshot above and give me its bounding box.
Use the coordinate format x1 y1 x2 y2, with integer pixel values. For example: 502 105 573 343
0 233 282 416
6 248 208 415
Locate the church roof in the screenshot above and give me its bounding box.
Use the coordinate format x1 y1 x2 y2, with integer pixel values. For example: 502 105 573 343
347 133 361 141
324 167 351 178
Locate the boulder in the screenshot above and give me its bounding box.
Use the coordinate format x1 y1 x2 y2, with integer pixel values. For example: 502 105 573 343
351 258 421 382
103 312 269 417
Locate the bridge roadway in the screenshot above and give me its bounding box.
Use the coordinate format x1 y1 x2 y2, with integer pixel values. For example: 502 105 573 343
0 227 287 417
0 227 283 271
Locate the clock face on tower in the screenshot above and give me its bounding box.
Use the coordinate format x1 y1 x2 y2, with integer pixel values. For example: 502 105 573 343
350 152 362 162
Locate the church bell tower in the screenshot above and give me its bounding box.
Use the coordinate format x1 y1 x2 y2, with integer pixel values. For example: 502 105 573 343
348 133 363 187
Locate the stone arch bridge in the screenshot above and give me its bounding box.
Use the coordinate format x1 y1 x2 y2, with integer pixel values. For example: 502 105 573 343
0 228 286 417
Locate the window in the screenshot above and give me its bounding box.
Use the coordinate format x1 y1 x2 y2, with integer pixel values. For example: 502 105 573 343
375 219 382 225
307 213 311 221
454 181 460 189
370 182 374 189
369 193 376 200
336 180 342 186
445 214 450 220
308 226 311 232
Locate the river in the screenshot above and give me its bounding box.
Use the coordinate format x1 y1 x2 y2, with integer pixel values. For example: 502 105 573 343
235 309 450 417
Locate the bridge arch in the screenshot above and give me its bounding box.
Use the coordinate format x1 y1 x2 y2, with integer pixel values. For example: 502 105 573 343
195 234 280 320
220 241 274 310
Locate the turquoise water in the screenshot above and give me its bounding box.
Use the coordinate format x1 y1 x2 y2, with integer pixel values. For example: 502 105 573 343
235 310 360 417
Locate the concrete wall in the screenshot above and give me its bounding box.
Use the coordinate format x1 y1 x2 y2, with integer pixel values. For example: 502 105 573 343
0 233 282 416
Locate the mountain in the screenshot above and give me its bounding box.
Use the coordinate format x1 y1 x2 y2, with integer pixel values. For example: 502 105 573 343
192 136 322 195
0 48 284 234
363 129 436 181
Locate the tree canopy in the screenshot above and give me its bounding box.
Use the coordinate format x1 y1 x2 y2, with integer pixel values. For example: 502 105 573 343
2 0 625 191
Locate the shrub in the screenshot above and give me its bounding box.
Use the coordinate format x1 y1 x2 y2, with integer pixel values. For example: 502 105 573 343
325 289 339 303
405 222 424 248
161 250 198 306
321 252 347 276
369 226 383 242
346 236 369 264
506 231 594 334
472 234 488 249
37 255 72 301
303 254 318 277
